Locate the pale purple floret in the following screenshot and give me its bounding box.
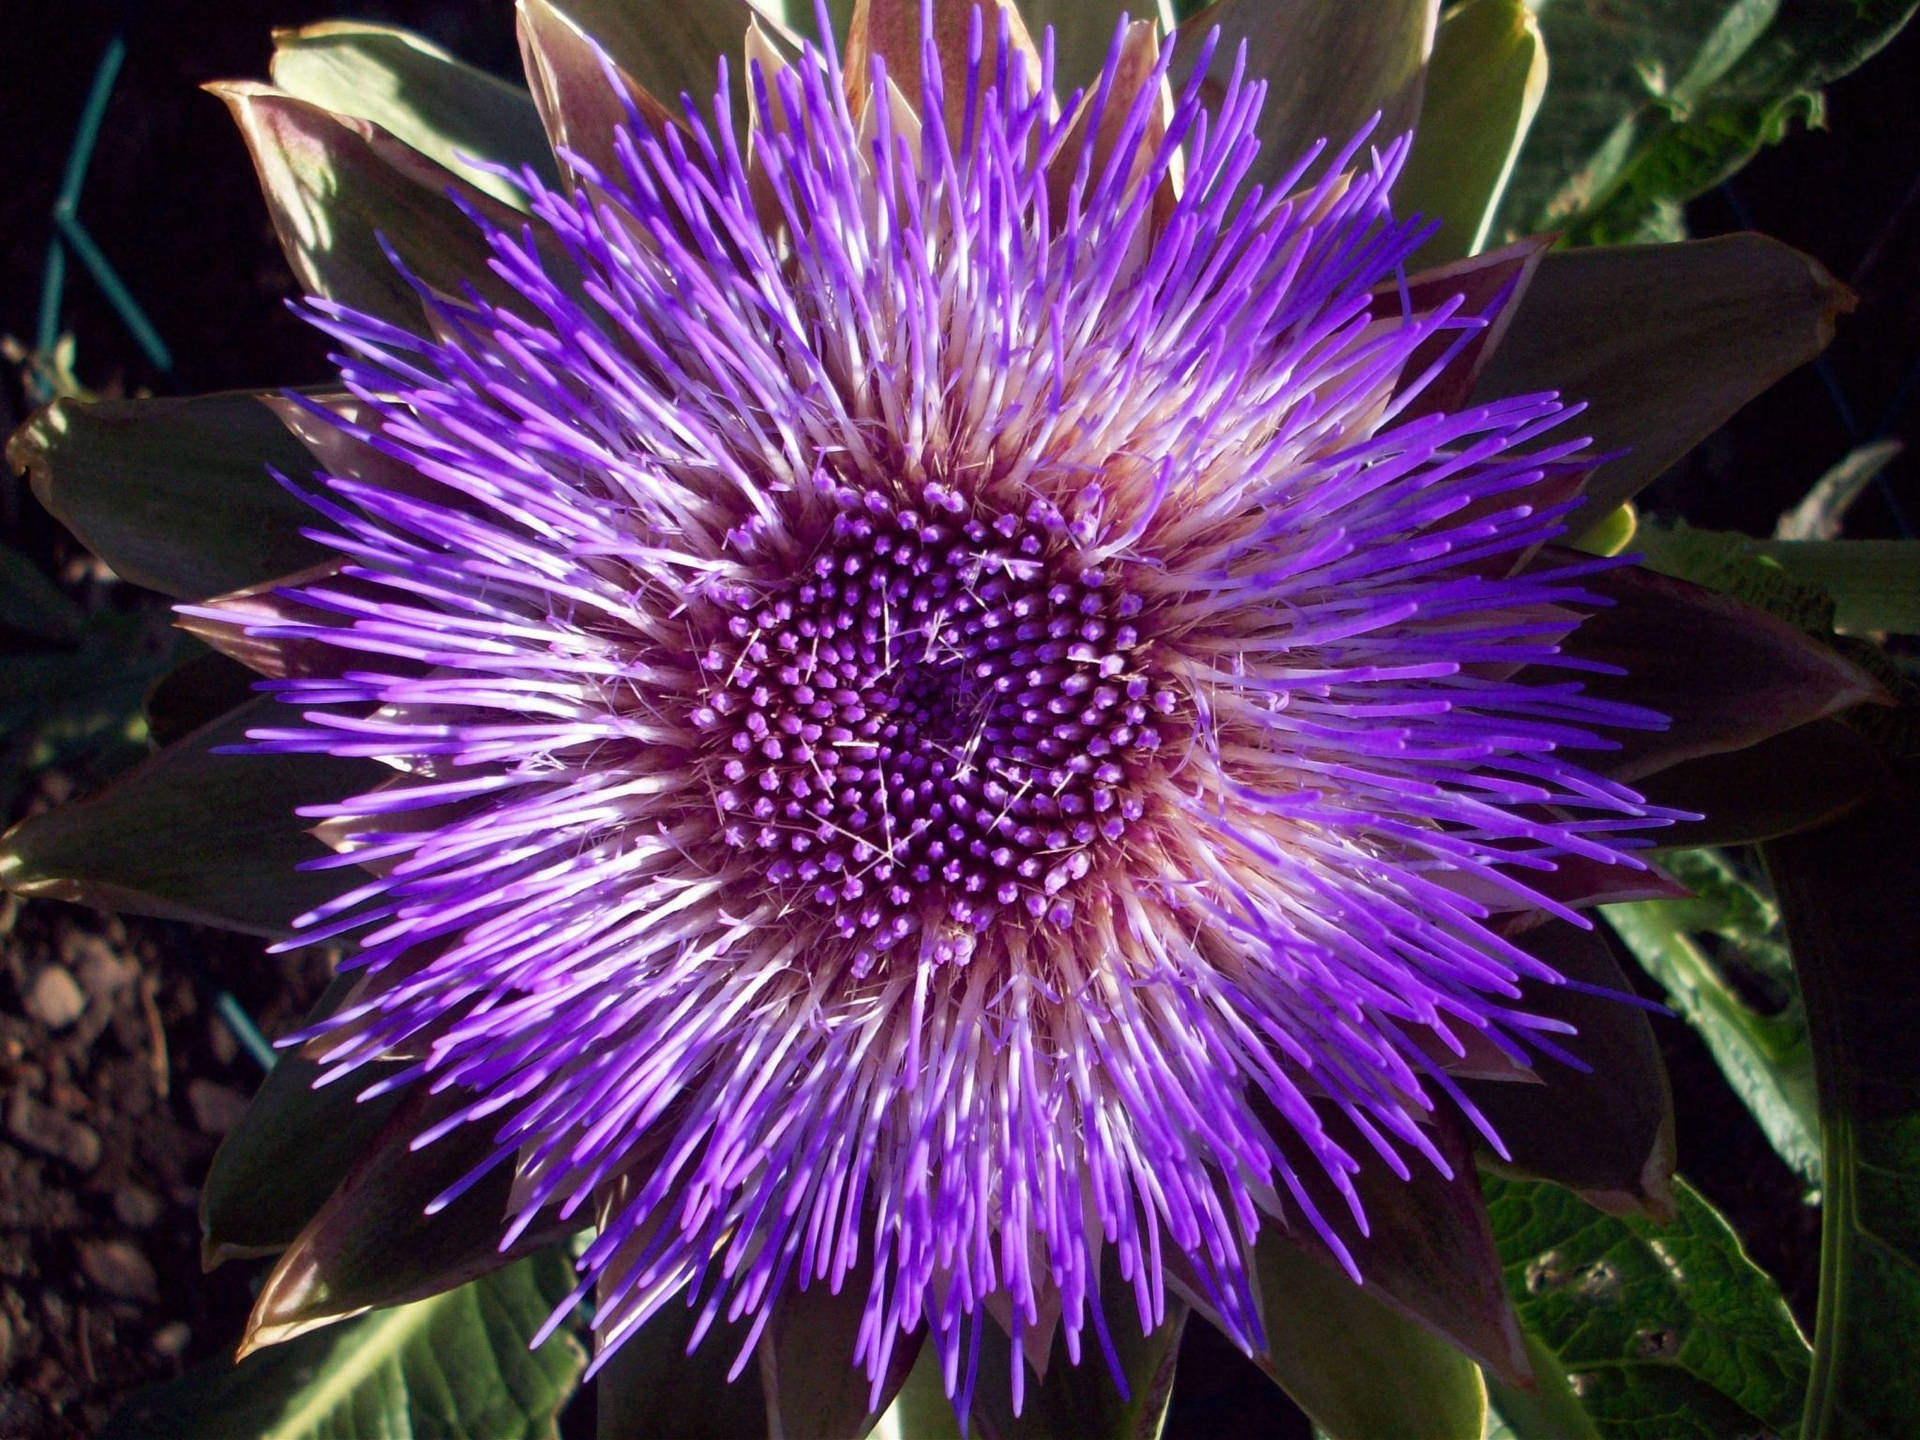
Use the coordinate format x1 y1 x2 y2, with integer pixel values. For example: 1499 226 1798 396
189 9 1673 1412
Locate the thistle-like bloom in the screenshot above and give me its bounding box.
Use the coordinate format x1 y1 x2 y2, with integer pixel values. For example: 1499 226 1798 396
174 5 1690 1401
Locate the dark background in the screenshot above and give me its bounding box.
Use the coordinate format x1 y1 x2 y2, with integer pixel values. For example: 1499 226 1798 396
0 2 1915 1436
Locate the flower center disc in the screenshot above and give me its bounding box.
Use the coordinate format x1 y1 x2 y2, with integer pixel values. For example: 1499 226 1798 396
693 481 1179 968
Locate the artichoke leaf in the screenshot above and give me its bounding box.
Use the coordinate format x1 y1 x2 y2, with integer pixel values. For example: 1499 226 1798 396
199 972 413 1268
1467 920 1676 1223
7 390 330 601
1259 1107 1531 1385
243 1084 577 1353
1246 1237 1488 1440
209 82 535 331
1561 559 1890 784
270 21 561 208
1474 234 1852 524
0 697 379 937
1399 0 1548 265
1172 0 1437 194
760 1262 927 1440
102 1252 585 1440
1018 0 1178 93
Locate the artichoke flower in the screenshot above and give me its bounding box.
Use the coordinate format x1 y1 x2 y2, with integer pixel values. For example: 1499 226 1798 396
3 1 1886 1435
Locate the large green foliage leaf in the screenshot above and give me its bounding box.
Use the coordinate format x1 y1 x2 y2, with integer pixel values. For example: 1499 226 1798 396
100 1250 587 1440
1766 802 1920 1439
1482 1176 1810 1439
1606 850 1821 1188
1744 540 1920 637
1631 519 1838 632
1498 0 1920 244
1637 522 1920 644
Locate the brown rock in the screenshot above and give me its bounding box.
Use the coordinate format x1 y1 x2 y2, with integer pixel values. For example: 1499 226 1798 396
58 931 115 977
22 966 86 1031
72 944 136 1006
5 1091 101 1172
112 1185 163 1230
77 1239 159 1303
186 1079 250 1136
207 1014 238 1067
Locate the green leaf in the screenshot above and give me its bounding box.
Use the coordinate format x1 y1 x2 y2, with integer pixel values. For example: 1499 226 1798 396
1172 0 1437 193
1496 0 1919 245
593 1284 770 1440
1591 2 1916 246
1637 522 1920 639
1631 519 1837 632
1473 235 1851 523
1496 0 1780 240
0 697 380 936
200 974 412 1267
1399 0 1548 265
100 1250 586 1440
209 82 534 332
1765 802 1920 1439
269 22 560 209
1605 850 1821 1187
1463 921 1675 1221
1018 1 1178 90
1632 717 1890 849
1249 1233 1488 1440
1744 540 1920 636
1483 1176 1811 1440
246 1085 576 1351
0 541 83 644
8 391 330 601
967 1261 1187 1440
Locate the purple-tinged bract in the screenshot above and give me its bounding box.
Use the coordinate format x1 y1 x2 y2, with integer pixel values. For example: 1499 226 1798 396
195 10 1674 1408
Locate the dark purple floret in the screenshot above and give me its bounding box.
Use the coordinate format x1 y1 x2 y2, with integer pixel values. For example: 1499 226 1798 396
695 476 1179 966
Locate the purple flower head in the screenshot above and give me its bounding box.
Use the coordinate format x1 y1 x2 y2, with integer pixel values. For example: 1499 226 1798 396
193 5 1674 1409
